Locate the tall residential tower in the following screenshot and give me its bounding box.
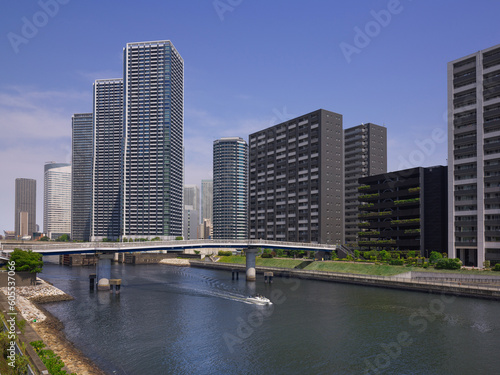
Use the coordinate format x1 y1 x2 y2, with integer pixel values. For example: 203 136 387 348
448 44 500 267
344 123 387 244
213 137 248 239
92 79 123 241
123 40 184 239
71 113 93 241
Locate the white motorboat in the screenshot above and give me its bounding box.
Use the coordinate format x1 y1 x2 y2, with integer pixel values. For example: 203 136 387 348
246 294 272 305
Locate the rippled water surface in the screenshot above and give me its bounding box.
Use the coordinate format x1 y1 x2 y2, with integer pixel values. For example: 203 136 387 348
40 262 500 375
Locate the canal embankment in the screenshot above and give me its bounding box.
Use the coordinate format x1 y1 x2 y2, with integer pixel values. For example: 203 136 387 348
188 260 500 301
0 278 108 375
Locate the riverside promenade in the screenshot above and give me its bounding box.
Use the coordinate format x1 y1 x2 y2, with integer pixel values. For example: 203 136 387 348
188 261 500 301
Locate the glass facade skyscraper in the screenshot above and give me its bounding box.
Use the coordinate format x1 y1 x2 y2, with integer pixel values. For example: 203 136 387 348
123 40 184 239
44 162 71 238
213 137 248 239
71 113 93 241
92 79 123 241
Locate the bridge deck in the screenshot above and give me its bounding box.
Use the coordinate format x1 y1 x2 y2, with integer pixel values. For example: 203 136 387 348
0 240 338 255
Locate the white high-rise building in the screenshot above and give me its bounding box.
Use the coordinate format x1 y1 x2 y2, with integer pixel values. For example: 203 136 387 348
201 179 213 221
184 185 200 212
448 44 500 267
123 40 184 239
44 162 71 239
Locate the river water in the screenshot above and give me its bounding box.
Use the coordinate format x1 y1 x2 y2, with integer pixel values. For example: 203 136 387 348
39 262 500 375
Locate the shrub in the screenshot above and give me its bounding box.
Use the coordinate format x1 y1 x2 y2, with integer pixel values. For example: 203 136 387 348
354 250 360 259
276 249 284 257
30 341 76 375
261 253 273 258
407 251 416 259
389 259 404 266
218 250 232 257
379 250 391 261
483 260 491 268
423 262 429 269
435 258 462 270
493 263 500 272
429 251 443 264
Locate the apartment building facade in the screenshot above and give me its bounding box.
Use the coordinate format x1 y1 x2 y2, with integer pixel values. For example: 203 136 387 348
213 137 248 239
448 44 500 267
71 113 93 241
123 40 184 239
92 79 123 241
248 109 344 244
344 123 387 244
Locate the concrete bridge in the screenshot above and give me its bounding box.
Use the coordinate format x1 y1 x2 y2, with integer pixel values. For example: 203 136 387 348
0 239 339 282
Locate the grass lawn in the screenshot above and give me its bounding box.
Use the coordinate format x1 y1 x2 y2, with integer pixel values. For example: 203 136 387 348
216 256 500 277
217 256 303 268
304 261 418 276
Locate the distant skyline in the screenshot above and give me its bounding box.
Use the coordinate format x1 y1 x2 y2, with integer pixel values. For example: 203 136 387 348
1 0 499 233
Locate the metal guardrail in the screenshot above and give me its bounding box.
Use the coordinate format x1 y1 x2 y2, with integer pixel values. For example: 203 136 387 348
0 239 339 253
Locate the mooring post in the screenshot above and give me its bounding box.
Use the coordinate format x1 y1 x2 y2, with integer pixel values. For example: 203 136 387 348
89 274 96 291
110 279 122 294
264 272 274 283
232 269 239 280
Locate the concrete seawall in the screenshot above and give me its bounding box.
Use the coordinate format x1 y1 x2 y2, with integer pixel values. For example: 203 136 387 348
189 261 500 301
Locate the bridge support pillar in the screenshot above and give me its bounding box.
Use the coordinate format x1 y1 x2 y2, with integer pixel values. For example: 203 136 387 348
96 253 113 291
246 248 258 281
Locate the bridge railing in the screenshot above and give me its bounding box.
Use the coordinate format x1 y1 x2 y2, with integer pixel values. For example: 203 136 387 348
0 239 339 252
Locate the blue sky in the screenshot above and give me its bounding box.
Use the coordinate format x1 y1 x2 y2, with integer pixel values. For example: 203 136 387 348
1 0 499 233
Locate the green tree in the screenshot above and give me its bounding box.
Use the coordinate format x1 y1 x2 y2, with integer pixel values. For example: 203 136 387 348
9 249 43 274
354 249 360 259
39 236 50 241
56 234 69 242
